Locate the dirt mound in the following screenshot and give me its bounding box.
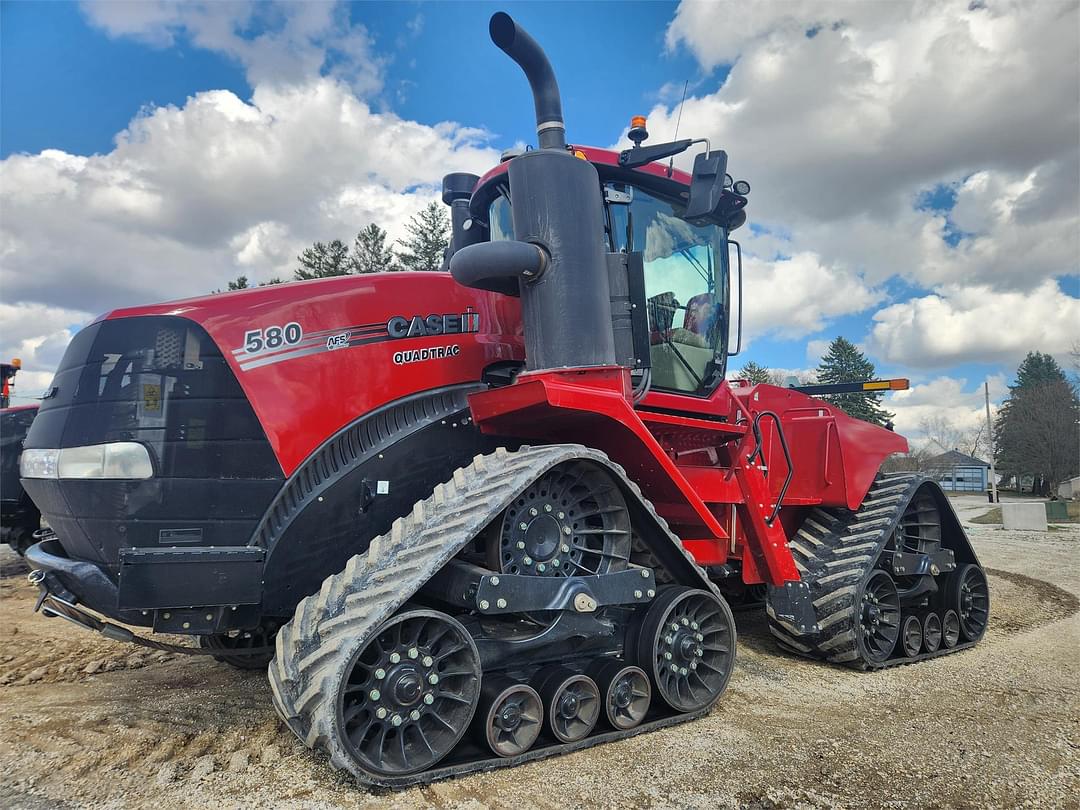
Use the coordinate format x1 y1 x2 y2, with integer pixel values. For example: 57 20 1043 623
985 567 1080 634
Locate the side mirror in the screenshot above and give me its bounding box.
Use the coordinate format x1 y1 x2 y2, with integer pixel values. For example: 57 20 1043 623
684 150 728 221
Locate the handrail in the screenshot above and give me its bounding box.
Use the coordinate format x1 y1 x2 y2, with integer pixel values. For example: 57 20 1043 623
745 410 794 526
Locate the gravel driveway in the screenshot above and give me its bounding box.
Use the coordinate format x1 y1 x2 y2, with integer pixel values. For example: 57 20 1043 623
1 520 1077 809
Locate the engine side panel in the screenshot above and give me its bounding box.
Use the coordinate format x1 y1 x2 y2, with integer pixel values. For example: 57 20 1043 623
104 274 524 475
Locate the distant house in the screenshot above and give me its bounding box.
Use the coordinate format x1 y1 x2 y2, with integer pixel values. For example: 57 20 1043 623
926 450 991 492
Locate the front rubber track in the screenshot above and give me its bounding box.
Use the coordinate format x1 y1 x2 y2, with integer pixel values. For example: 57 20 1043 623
268 444 724 788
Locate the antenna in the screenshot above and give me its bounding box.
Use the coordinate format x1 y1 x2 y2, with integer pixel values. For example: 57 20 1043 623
668 79 689 177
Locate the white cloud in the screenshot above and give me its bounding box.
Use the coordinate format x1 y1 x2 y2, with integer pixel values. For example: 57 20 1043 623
0 303 95 399
0 79 500 315
888 373 1008 444
80 1 384 94
650 0 1080 365
868 279 1080 368
741 251 882 341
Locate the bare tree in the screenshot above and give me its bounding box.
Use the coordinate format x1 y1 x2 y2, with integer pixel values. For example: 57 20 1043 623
918 415 986 459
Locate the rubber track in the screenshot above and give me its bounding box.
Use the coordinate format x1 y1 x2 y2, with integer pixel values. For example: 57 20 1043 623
268 444 722 788
766 473 980 669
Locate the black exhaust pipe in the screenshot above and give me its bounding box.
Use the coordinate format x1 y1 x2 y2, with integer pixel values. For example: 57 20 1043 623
489 12 565 150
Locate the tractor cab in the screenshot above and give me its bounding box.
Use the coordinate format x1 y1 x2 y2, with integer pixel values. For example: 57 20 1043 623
457 139 748 399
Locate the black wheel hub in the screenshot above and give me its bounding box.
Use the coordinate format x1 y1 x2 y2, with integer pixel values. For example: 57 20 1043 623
636 587 734 713
338 610 480 777
858 570 901 663
492 461 631 578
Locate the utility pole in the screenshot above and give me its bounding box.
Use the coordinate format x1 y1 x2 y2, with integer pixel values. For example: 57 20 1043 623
984 380 998 503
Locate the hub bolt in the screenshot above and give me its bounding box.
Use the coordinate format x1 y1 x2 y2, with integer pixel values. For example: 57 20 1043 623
519 522 529 531
695 632 703 641
647 589 656 598
552 559 561 568
410 710 421 721
375 668 386 679
664 651 673 660
680 667 688 676
690 661 698 671
558 512 565 519
523 556 533 566
376 707 388 719
479 599 490 610
681 617 690 626
391 715 403 727
664 635 674 645
496 598 507 608
670 622 680 632
563 526 572 535
516 541 526 550
561 544 570 554
537 563 546 572
422 656 433 667
423 694 434 705
428 673 439 685
389 653 401 664
369 689 381 701
634 590 643 599
490 576 500 586
641 570 650 578
670 663 679 673
408 647 419 659
545 504 553 512
530 507 538 517
690 621 699 630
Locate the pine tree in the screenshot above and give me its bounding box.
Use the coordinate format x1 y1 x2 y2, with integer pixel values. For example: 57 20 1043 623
814 337 894 426
350 223 397 274
295 240 351 280
994 351 1080 493
396 201 449 272
735 361 772 384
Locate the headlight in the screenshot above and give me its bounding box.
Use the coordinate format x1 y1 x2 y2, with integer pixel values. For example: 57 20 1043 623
21 443 153 480
20 449 59 479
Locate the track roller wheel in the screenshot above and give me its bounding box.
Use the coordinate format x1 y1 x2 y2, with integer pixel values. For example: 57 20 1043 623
942 609 961 648
900 615 923 658
634 587 735 713
534 667 600 743
922 612 942 653
336 610 481 777
856 570 901 665
948 564 989 641
589 660 651 730
198 620 279 669
475 678 543 758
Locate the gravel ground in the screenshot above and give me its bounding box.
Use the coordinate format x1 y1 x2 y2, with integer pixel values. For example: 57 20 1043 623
0 518 1077 810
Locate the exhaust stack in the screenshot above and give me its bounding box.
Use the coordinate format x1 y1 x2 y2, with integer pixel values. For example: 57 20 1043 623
489 12 565 151
451 13 616 372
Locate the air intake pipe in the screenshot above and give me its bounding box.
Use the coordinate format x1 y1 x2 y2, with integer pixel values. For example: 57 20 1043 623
450 13 616 372
488 12 565 151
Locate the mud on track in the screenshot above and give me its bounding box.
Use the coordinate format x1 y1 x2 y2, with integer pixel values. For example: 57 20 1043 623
1 526 1078 809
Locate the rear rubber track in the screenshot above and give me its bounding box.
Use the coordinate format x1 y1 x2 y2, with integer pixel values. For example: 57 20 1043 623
767 473 981 669
268 443 723 788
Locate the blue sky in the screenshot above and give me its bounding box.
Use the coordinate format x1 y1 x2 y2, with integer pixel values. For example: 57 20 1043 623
1 1 1077 445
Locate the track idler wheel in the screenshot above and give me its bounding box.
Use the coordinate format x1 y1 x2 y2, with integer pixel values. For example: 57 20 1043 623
948 564 990 641
336 610 481 777
856 569 901 665
922 612 942 653
633 587 735 713
475 678 543 758
901 615 923 658
589 660 651 730
534 667 601 743
942 609 961 648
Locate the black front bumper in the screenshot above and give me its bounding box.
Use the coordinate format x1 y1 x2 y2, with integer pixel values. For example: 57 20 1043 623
25 536 267 633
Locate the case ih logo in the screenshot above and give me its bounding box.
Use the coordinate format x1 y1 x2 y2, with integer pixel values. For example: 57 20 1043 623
386 309 480 339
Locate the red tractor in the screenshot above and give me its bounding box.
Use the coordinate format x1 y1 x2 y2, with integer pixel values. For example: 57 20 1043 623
20 13 987 787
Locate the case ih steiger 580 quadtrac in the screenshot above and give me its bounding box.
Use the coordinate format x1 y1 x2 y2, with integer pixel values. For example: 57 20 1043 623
20 13 988 787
